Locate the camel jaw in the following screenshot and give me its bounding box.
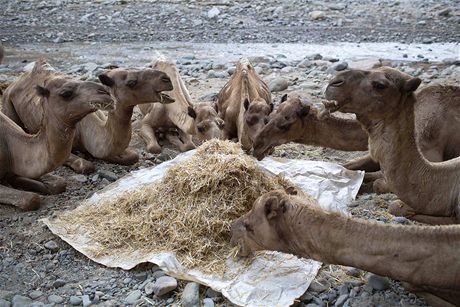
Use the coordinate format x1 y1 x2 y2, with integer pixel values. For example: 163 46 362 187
318 100 340 119
89 100 114 111
159 93 175 104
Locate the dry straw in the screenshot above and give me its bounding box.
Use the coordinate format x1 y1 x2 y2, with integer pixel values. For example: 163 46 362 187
59 140 291 274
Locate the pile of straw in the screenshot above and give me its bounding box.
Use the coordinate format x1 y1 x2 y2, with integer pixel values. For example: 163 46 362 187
59 140 292 274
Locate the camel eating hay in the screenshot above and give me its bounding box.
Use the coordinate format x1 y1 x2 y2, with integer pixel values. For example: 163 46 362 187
58 140 293 274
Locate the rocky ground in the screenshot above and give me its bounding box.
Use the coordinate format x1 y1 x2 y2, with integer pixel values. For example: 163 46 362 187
1 0 460 307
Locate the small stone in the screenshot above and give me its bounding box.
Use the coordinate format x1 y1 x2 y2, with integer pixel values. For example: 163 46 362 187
308 280 330 293
152 276 177 296
124 290 142 304
72 174 87 183
207 7 220 19
152 270 166 279
182 282 200 307
0 299 11 307
134 272 148 281
205 288 221 298
269 78 289 92
367 274 390 291
297 59 312 68
44 240 59 252
52 279 66 288
166 298 174 304
437 7 452 17
28 291 43 300
346 268 361 277
70 296 82 306
338 284 349 296
335 294 348 307
310 11 326 20
82 294 91 307
144 282 155 296
97 170 117 182
12 295 33 307
393 216 409 224
203 298 214 307
48 294 64 304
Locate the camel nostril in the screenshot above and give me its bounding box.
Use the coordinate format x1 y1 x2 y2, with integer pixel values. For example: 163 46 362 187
330 79 344 87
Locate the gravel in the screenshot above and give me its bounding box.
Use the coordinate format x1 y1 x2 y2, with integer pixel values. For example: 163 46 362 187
181 282 200 307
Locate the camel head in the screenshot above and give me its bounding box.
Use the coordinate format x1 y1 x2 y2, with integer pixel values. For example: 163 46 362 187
253 94 311 160
325 67 422 119
231 188 300 257
187 103 224 141
36 78 114 125
242 97 273 146
98 68 174 107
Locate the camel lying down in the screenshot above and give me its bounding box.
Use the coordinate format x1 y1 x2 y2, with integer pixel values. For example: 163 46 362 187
231 189 460 307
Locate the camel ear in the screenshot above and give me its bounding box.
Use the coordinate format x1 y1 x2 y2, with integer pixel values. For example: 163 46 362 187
297 104 310 118
403 77 421 93
264 196 287 220
213 102 219 113
285 186 298 195
188 106 196 119
244 98 250 111
216 118 225 129
98 74 115 87
280 94 288 103
269 103 274 113
36 85 50 98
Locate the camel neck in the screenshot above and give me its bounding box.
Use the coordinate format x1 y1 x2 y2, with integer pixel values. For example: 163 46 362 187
284 204 460 290
300 114 368 151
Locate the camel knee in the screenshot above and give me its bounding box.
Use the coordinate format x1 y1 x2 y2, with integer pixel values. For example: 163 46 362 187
67 158 95 174
18 192 41 211
147 143 162 154
388 200 416 218
373 178 391 194
40 174 67 194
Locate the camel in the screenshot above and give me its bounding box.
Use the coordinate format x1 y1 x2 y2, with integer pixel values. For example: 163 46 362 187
140 58 223 153
325 67 460 225
0 59 114 210
231 189 460 307
252 94 369 160
3 66 174 173
216 58 273 151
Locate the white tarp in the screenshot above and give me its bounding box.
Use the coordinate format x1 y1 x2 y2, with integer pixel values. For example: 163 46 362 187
43 151 363 307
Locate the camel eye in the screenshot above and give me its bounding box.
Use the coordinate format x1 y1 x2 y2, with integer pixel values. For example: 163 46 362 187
372 81 387 90
161 76 171 83
60 90 73 99
126 79 137 88
277 122 291 131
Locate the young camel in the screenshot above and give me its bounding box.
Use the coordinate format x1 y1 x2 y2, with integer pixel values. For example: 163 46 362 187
0 60 114 210
139 58 223 153
3 66 174 173
231 189 460 307
252 94 369 161
216 58 273 151
325 67 460 224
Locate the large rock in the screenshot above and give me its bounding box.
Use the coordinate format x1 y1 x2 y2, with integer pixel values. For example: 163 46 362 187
348 58 381 70
367 273 390 291
47 295 64 304
182 282 200 307
310 11 326 20
124 290 142 305
12 295 33 307
269 78 289 92
152 276 177 296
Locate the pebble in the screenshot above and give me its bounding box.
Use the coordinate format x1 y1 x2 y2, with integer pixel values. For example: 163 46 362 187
12 295 33 307
335 294 348 307
144 282 155 295
332 61 348 71
0 299 10 307
69 296 82 306
207 70 228 79
269 78 289 92
44 240 59 252
72 174 88 183
48 294 64 304
124 290 142 305
367 274 390 291
152 270 166 279
205 288 221 298
310 11 326 20
393 216 409 224
308 280 330 293
207 7 220 19
52 279 66 288
203 298 215 307
297 59 312 68
437 7 452 17
134 272 148 281
28 291 43 300
152 276 178 296
181 282 200 307
97 170 118 182
82 294 91 307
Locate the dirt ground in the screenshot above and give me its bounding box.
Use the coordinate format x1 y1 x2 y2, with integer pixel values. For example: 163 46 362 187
1 1 460 307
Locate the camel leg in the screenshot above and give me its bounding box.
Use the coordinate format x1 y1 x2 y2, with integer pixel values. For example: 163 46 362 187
0 184 41 210
64 153 95 174
402 282 459 307
388 200 456 225
177 130 196 152
363 171 383 183
140 122 162 154
7 174 66 195
343 154 381 172
373 178 392 194
105 148 139 165
165 133 193 152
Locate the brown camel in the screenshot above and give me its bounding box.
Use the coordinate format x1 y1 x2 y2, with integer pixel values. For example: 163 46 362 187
231 189 460 307
140 58 223 153
252 94 369 160
325 67 460 224
64 68 174 173
216 58 272 151
3 66 174 174
0 60 113 210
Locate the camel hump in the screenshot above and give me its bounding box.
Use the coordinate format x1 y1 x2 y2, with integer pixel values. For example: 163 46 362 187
32 58 56 75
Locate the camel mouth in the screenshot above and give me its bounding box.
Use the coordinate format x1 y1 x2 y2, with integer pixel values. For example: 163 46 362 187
318 100 341 118
89 100 114 111
159 93 175 104
253 143 276 161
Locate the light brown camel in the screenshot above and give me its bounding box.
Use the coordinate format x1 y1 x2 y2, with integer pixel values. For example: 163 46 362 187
3 66 174 174
325 67 460 225
0 60 113 210
252 94 369 160
231 189 460 307
64 68 174 173
140 58 223 153
216 58 272 151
